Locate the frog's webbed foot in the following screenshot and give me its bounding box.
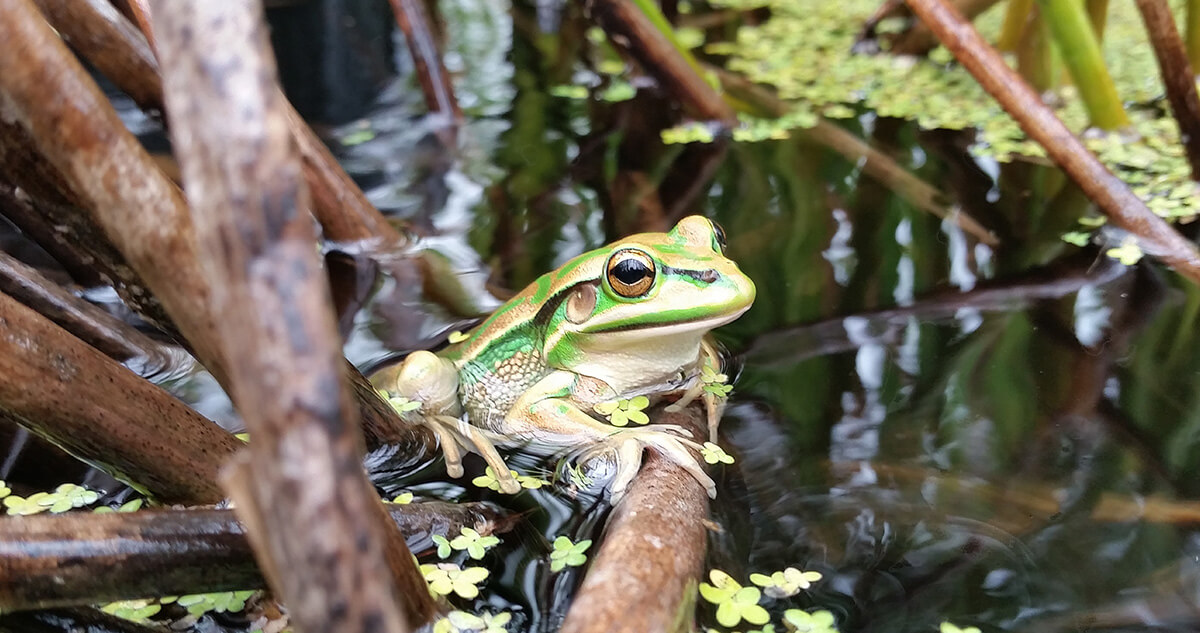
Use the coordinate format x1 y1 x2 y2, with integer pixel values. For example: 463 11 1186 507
427 415 522 494
577 428 715 502
665 338 727 442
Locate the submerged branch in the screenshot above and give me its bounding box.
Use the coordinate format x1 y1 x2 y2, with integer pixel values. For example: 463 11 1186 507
0 501 507 612
561 406 710 633
1135 0 1200 181
904 0 1200 284
148 2 433 630
0 292 238 504
0 251 165 365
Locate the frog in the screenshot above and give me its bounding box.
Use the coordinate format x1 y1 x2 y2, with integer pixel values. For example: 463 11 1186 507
374 215 755 500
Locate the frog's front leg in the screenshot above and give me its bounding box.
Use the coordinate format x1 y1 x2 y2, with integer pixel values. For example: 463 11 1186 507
380 351 521 494
507 370 716 500
665 338 728 442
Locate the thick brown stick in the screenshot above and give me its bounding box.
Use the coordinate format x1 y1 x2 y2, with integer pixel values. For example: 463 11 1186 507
1135 0 1200 181
586 0 735 122
0 0 228 378
0 292 237 504
904 0 1200 284
561 406 710 633
148 2 432 631
30 0 161 113
0 251 165 364
386 0 462 124
47 0 405 246
0 501 506 612
0 608 168 633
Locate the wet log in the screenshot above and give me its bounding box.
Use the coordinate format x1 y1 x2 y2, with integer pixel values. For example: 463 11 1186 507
0 501 507 612
147 2 434 630
904 0 1200 285
0 292 238 504
0 251 165 364
561 406 710 633
0 608 168 633
585 0 735 122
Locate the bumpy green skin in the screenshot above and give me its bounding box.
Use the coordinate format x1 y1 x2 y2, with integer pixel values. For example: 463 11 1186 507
386 216 756 498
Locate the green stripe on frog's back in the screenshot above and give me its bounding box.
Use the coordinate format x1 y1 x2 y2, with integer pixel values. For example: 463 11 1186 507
442 248 608 364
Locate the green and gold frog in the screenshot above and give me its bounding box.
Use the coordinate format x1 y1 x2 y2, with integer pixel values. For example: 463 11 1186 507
375 216 755 500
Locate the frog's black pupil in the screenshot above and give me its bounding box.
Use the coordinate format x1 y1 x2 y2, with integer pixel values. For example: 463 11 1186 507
612 258 651 285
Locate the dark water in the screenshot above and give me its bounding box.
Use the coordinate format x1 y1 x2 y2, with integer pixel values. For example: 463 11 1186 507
5 1 1200 632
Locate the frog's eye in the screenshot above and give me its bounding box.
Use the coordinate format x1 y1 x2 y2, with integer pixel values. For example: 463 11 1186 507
711 221 727 254
606 249 656 298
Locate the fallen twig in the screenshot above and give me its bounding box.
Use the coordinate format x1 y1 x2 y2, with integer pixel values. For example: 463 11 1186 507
1135 0 1200 181
0 501 507 612
904 0 1200 284
561 405 710 633
0 292 238 504
148 2 433 630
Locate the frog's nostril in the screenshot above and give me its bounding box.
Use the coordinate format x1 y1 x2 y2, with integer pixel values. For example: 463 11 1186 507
699 269 718 283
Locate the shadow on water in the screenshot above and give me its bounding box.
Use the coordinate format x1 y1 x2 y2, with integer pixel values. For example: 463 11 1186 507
5 0 1200 631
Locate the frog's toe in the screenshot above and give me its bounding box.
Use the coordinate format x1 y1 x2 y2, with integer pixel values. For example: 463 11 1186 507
608 437 644 503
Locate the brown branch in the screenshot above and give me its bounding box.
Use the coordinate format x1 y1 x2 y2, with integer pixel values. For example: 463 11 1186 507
561 405 710 633
0 501 507 612
0 292 237 504
890 0 1002 56
30 0 161 113
42 0 406 247
1135 0 1200 181
147 2 433 630
0 250 165 364
585 0 735 122
0 608 169 633
386 0 462 127
903 0 1200 284
0 0 228 377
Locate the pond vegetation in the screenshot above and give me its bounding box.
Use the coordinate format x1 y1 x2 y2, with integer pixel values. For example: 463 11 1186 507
3 0 1200 632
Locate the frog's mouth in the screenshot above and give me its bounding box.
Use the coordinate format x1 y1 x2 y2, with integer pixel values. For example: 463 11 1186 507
584 304 751 335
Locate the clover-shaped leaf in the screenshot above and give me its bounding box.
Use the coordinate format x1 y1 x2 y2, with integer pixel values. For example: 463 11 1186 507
384 393 422 414
940 623 981 633
701 442 735 465
700 365 733 398
700 569 769 628
4 492 50 516
101 599 161 622
472 467 547 492
549 536 592 572
175 591 255 617
450 527 501 560
94 498 145 514
434 610 512 633
750 567 823 598
422 563 490 599
593 396 650 426
0 480 10 499
448 331 471 344
51 483 100 512
432 534 453 559
782 609 839 633
1106 238 1144 266
389 492 414 504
